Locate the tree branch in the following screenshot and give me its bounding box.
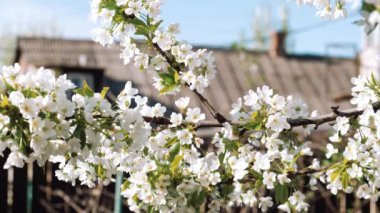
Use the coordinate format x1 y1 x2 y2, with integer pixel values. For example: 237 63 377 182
141 102 380 130
152 42 229 124
287 101 380 128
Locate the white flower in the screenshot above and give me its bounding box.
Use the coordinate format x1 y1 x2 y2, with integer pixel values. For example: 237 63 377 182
356 184 371 199
326 144 338 159
241 190 257 207
9 91 25 106
124 1 143 16
152 103 166 117
257 86 273 104
334 7 347 19
177 129 193 145
120 40 139 65
170 113 183 127
186 108 205 123
265 113 290 132
150 55 167 71
0 114 10 129
153 30 173 51
253 152 271 171
2 63 20 78
343 139 358 160
289 191 305 206
123 81 138 97
263 171 277 189
230 98 243 118
99 8 115 24
244 90 259 109
333 116 350 135
134 53 149 71
316 6 333 19
284 96 309 118
347 163 363 178
92 28 113 46
278 203 291 213
270 95 286 111
134 95 147 107
190 75 208 94
4 152 27 169
368 11 380 26
209 172 221 185
228 156 248 180
19 98 39 119
277 174 291 185
175 97 190 110
259 197 273 212
167 23 180 35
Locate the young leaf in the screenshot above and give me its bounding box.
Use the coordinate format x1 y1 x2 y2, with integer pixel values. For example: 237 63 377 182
168 143 180 162
100 87 110 99
1 95 8 107
170 154 183 175
274 184 289 204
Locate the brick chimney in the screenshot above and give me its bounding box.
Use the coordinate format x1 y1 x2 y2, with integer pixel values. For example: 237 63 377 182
270 31 287 57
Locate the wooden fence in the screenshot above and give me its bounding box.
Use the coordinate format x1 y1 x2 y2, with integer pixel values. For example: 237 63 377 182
0 150 128 213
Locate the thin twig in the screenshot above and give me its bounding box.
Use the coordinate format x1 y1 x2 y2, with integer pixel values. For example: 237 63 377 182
152 39 229 124
39 186 85 213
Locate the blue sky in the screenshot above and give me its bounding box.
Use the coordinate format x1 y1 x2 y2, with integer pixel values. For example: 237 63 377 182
0 0 364 56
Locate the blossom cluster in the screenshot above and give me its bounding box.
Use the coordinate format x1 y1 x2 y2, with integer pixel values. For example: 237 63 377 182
0 63 315 212
294 0 380 24
0 64 157 187
4 63 380 212
294 0 349 19
90 0 217 95
319 74 380 199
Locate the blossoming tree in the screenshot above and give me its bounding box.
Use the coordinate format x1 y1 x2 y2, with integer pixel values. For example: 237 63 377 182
0 0 380 212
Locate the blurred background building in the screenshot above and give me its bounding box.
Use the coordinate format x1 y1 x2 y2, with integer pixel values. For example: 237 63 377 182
0 0 380 212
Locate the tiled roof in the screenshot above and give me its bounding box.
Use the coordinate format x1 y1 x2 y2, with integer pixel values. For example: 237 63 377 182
15 37 358 121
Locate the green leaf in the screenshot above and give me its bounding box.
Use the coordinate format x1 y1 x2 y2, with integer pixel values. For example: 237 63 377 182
135 26 150 36
221 184 234 197
168 142 180 162
83 80 94 97
159 84 179 95
353 19 366 26
173 70 180 84
362 2 377 13
121 180 130 191
194 190 206 206
341 172 349 189
223 139 239 152
187 190 207 210
100 87 110 99
159 72 176 86
4 80 15 91
274 184 289 204
331 168 342 182
97 165 105 179
164 137 178 148
151 20 163 32
1 95 8 107
170 154 183 175
99 0 118 10
242 121 261 130
129 18 148 28
74 80 94 97
73 120 86 147
147 206 155 213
